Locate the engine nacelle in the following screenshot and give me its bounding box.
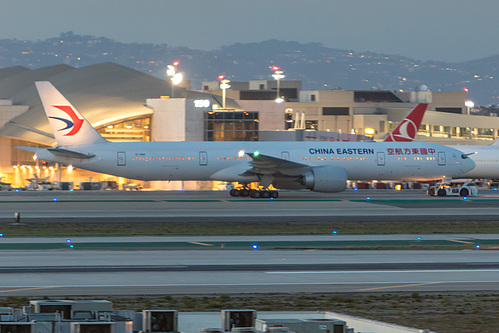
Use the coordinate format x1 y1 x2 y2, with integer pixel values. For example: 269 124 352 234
303 166 347 193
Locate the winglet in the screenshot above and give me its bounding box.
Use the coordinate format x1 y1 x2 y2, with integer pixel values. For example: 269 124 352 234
35 81 107 146
384 103 428 142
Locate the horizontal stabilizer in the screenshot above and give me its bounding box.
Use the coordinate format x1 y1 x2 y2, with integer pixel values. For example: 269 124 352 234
47 147 95 159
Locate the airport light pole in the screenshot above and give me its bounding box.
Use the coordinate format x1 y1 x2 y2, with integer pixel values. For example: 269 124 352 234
271 66 285 103
166 60 181 98
218 74 231 109
465 100 474 115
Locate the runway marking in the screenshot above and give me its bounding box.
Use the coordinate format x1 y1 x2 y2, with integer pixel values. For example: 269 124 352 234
356 282 442 291
0 286 57 293
448 239 474 244
266 269 499 274
188 241 214 246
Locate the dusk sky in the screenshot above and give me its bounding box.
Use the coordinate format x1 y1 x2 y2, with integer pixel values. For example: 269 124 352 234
2 0 498 63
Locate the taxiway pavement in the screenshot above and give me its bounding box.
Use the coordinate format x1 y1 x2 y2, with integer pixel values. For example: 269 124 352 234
1 190 498 296
1 189 499 222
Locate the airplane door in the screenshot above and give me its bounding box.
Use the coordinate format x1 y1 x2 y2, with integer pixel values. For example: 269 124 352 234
438 152 446 166
199 151 208 166
117 151 126 166
281 151 290 160
377 152 385 166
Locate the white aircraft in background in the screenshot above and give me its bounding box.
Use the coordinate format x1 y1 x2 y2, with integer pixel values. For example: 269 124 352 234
449 141 499 179
384 103 499 179
17 81 475 198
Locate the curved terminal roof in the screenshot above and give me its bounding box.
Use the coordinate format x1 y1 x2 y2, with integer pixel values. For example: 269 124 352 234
0 63 232 145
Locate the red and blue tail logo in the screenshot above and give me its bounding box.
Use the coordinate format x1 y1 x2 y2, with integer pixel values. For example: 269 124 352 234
49 105 84 136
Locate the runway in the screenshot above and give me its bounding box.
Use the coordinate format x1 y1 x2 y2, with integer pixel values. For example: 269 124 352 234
0 236 499 296
1 189 499 222
1 189 498 297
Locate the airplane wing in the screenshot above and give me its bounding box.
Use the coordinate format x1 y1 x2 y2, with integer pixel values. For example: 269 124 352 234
245 152 309 176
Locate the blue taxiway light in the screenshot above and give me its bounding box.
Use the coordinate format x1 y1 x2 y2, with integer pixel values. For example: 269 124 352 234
53 198 58 202
494 188 498 191
463 196 467 201
476 244 480 249
0 233 3 237
69 244 74 248
66 239 71 243
252 244 259 249
366 196 371 201
332 230 337 234
417 237 421 241
353 188 358 191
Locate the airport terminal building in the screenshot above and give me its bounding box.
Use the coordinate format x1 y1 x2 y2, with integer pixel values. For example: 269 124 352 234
1 62 498 189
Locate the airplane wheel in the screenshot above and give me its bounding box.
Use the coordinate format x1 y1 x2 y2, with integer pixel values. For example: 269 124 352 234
437 189 447 197
230 189 239 197
261 190 270 198
239 189 249 197
428 188 435 196
460 188 469 197
270 191 279 198
250 189 261 198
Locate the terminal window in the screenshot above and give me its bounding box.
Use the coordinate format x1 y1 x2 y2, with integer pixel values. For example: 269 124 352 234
205 111 259 141
323 107 349 115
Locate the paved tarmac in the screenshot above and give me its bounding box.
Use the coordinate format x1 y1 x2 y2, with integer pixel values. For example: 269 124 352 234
0 236 498 296
1 189 499 222
1 189 499 297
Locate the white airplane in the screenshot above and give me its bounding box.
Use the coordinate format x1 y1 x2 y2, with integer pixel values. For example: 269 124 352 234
383 103 499 179
447 142 499 179
17 81 475 198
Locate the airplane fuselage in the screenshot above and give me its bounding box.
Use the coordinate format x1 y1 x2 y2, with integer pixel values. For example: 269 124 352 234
33 141 474 182
449 144 499 179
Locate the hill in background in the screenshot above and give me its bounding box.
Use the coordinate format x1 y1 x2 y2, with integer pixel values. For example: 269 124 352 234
0 32 497 106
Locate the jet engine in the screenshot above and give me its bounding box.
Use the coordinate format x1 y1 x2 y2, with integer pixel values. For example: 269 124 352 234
302 165 347 193
273 165 347 193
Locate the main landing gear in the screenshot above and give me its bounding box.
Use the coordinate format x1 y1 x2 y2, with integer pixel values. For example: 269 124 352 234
229 185 279 199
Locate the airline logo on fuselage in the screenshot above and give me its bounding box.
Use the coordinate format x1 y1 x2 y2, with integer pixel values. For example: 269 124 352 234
49 105 84 136
387 147 436 155
309 148 375 155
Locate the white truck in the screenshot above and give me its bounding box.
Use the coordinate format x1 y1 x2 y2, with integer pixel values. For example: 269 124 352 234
427 182 478 197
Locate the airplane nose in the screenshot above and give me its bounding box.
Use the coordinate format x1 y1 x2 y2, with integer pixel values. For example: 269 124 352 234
462 158 476 173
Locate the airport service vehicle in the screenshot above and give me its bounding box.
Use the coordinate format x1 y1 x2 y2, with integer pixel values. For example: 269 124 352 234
427 182 479 197
17 82 475 198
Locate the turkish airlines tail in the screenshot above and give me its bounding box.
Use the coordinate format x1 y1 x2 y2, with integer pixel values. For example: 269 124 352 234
35 81 107 146
383 103 428 142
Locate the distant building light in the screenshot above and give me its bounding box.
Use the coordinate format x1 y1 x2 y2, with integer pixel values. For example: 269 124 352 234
465 100 475 108
364 127 375 136
194 99 211 108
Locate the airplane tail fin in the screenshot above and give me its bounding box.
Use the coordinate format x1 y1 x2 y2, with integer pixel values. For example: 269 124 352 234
35 81 107 146
384 103 428 142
